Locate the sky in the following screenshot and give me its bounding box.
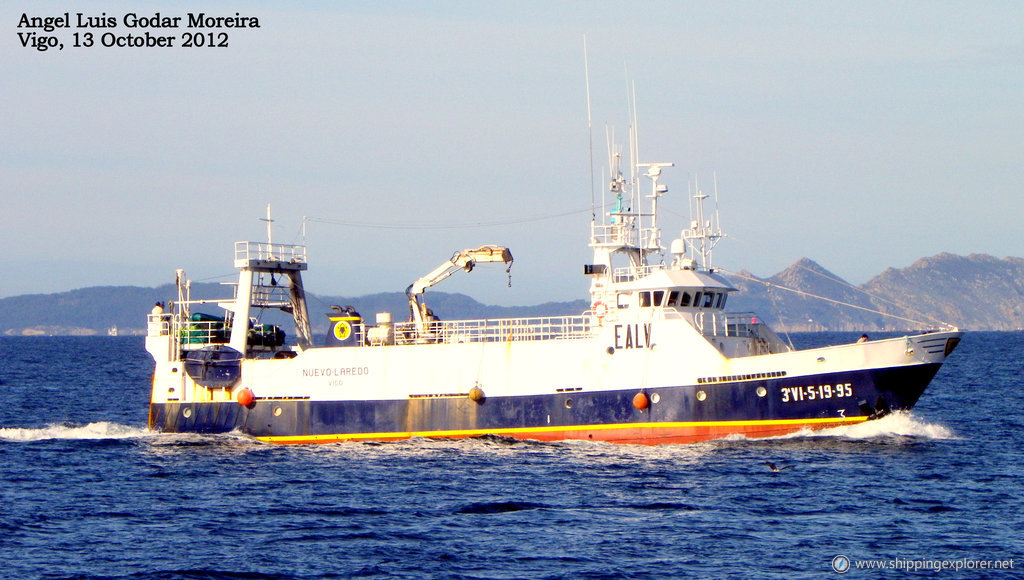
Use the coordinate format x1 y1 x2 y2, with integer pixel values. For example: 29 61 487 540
3 1 1021 306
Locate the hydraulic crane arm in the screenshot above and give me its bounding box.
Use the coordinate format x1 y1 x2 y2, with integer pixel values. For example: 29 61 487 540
406 245 513 331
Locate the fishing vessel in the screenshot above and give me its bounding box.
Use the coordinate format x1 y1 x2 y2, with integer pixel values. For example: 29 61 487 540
145 143 961 444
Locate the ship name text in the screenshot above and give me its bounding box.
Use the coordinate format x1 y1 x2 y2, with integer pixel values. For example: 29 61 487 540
613 323 652 350
302 366 370 378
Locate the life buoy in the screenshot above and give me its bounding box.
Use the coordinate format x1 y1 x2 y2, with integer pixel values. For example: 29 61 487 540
592 301 608 323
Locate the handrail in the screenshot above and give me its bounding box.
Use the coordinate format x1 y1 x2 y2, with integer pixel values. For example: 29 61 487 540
694 311 767 338
234 241 307 268
388 314 594 345
612 264 661 283
591 224 660 249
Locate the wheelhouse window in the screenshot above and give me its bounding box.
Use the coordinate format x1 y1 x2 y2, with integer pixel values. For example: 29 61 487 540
617 293 630 309
702 293 715 308
680 292 692 307
692 291 702 308
668 290 680 307
636 290 672 308
653 290 665 306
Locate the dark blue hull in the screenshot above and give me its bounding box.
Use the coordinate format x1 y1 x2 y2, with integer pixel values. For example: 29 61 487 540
149 363 942 444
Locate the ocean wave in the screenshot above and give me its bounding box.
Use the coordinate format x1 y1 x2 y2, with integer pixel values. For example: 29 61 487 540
770 411 957 441
0 421 153 442
0 413 953 446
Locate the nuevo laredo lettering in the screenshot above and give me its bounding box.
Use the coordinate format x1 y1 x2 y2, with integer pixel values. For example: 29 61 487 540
302 367 371 378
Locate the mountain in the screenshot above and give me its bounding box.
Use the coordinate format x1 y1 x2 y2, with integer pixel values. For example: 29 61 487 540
2 252 1021 335
0 284 589 337
725 258 884 331
862 253 1024 331
726 253 1024 331
0 284 188 336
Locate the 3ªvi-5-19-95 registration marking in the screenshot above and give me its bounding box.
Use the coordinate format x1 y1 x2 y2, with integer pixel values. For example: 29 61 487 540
780 383 853 403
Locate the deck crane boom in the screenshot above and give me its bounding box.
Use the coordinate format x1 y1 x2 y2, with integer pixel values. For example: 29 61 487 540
406 245 513 335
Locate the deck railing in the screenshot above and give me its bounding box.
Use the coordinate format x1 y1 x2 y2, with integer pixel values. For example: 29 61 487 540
234 242 307 268
694 311 767 338
612 264 661 283
590 224 659 251
391 314 594 345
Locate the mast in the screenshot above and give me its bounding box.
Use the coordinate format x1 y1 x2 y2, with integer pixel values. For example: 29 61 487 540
261 203 274 247
637 162 674 259
588 83 674 294
682 177 724 269
584 35 596 222
228 208 314 354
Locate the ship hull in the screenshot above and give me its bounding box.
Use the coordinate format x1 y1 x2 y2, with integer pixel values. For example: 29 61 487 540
149 362 941 444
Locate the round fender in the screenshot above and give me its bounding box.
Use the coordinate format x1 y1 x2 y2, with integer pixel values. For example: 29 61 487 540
632 392 649 411
236 387 255 406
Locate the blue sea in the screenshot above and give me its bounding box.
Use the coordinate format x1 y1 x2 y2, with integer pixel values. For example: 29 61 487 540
1 332 1021 579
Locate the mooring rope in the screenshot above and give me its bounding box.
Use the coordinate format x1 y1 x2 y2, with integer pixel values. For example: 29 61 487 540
765 285 795 349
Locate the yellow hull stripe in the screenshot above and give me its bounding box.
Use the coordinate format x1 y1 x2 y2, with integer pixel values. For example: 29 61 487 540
256 416 869 444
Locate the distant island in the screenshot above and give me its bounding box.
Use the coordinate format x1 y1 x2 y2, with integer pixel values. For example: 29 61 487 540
2 252 1022 336
726 253 1024 331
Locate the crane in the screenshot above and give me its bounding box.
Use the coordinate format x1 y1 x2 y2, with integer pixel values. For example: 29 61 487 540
406 245 513 336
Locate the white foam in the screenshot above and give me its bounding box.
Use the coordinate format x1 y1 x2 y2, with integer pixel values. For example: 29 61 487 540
0 413 955 446
0 421 153 442
770 411 957 441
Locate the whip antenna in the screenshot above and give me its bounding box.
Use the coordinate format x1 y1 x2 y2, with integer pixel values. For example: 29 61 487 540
584 35 596 221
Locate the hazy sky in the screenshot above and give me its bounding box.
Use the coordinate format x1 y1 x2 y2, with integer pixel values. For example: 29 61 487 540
3 1 1021 306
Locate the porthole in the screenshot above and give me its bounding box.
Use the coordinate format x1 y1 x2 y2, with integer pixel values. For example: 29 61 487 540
756 386 767 397
565 398 574 409
696 390 707 402
273 407 283 417
651 393 661 404
182 407 192 418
